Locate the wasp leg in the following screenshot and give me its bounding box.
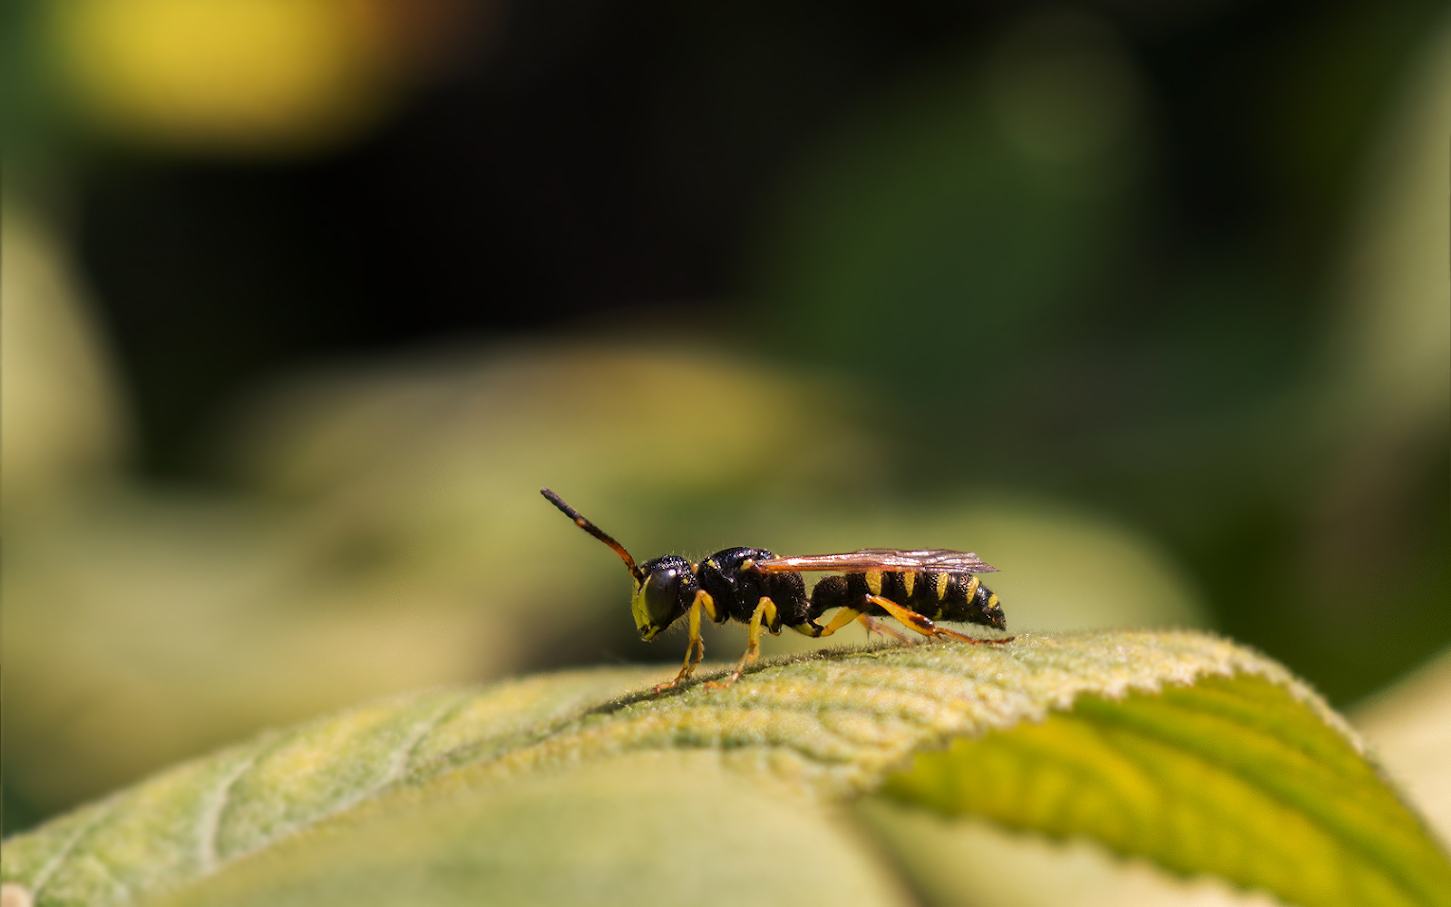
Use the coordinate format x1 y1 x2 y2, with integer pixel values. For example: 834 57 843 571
810 607 913 644
652 590 717 693
706 597 778 689
863 594 1014 645
857 613 912 643
811 605 864 639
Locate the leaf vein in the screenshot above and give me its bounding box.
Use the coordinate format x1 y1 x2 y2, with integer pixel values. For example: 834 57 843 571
27 799 119 900
196 750 265 875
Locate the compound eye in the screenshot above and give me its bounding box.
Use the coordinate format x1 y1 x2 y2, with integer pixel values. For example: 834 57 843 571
645 567 681 620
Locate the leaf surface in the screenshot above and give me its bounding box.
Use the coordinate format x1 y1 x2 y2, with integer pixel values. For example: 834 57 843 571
2 631 1446 907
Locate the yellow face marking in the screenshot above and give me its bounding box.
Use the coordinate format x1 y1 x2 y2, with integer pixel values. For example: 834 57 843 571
935 573 950 600
902 572 916 597
631 577 653 636
865 570 883 596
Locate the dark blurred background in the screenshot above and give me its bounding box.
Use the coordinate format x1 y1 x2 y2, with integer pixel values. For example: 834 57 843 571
3 0 1447 838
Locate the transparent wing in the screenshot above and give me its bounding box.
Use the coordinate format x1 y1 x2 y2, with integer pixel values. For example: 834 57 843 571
754 548 997 574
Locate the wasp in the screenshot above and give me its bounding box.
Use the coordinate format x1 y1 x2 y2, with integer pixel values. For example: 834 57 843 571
541 489 1012 691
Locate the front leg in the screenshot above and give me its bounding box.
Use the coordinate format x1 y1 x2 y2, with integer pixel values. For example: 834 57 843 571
651 589 715 693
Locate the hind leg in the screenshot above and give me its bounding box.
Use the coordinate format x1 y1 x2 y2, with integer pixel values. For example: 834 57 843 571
857 613 911 643
864 594 1013 645
800 606 913 644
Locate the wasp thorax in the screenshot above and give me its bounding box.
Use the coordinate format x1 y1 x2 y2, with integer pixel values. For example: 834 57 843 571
632 556 697 640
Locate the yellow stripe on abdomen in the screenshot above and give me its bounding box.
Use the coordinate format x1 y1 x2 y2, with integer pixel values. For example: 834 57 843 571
865 570 883 596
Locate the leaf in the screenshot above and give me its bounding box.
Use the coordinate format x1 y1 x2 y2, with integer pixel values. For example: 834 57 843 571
2 631 1447 907
873 672 1451 907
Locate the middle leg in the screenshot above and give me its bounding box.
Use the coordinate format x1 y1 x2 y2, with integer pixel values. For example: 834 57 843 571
707 596 778 689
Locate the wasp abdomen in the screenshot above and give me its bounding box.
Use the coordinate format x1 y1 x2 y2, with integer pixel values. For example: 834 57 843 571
811 569 1006 631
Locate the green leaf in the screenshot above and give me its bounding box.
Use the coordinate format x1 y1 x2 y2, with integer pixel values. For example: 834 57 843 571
2 631 1447 907
874 672 1451 907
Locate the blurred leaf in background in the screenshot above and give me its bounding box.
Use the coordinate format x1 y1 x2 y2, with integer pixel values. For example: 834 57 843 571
0 209 131 518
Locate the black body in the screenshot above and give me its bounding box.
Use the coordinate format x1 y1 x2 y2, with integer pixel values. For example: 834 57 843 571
696 547 811 631
692 553 1004 634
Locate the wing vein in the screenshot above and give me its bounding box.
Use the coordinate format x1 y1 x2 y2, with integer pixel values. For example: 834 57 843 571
755 548 997 574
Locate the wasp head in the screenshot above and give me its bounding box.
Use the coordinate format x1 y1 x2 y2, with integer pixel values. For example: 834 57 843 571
540 489 701 642
632 556 697 640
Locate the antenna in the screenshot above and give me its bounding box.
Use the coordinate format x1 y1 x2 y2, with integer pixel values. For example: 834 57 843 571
540 488 644 583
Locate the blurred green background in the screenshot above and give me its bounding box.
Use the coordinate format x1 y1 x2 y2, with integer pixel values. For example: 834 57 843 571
2 0 1447 844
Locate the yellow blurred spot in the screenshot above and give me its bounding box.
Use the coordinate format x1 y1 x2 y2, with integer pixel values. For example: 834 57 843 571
49 0 395 155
